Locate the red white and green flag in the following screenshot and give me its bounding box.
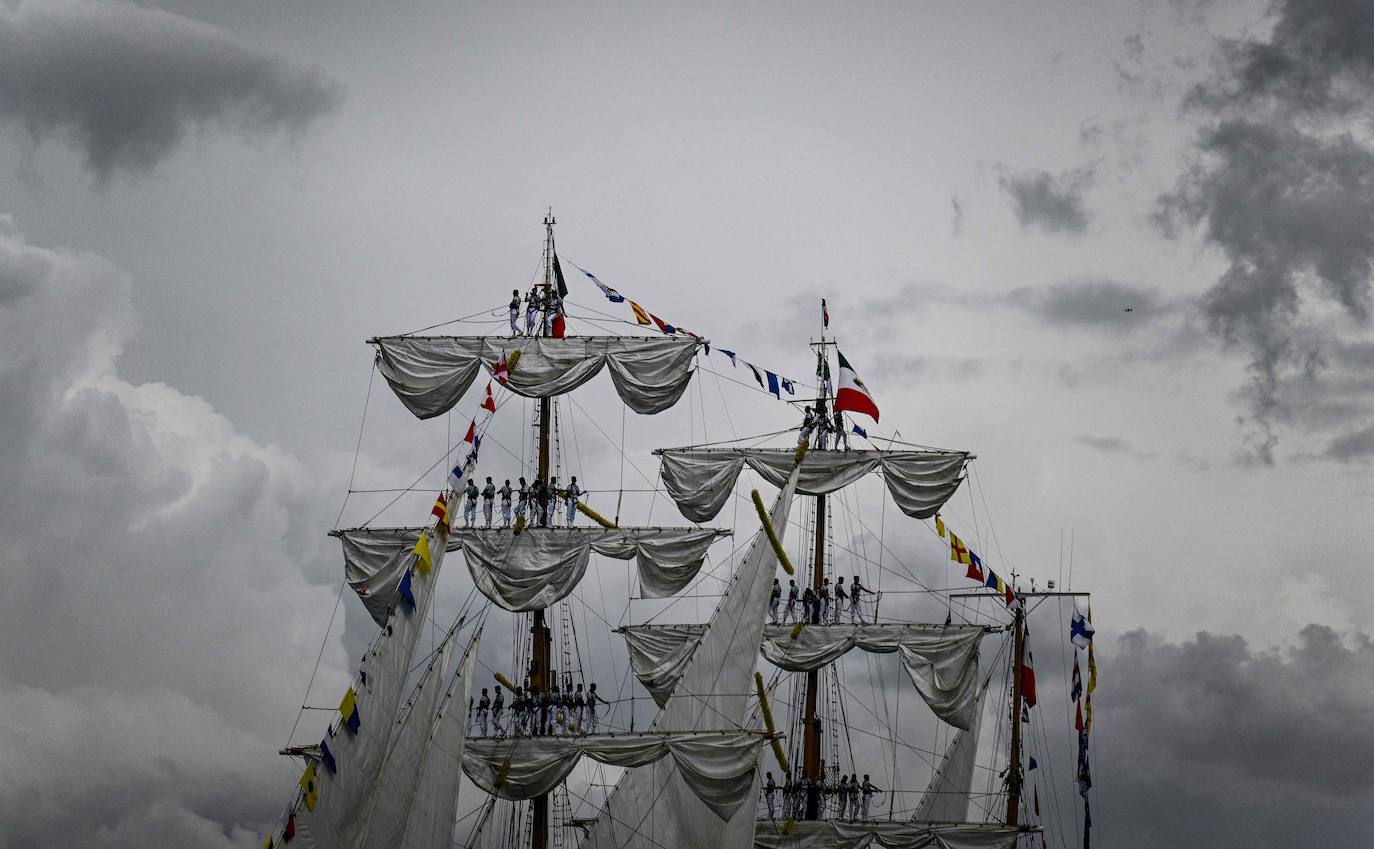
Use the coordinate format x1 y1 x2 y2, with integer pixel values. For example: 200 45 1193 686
833 349 879 422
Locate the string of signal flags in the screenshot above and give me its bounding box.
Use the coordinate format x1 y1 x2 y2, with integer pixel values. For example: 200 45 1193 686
934 512 1017 607
561 255 809 403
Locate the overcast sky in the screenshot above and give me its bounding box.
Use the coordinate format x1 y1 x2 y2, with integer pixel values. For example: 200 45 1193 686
2 0 1373 846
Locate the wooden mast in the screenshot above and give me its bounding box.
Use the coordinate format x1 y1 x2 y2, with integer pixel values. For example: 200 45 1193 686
801 308 832 820
1005 601 1025 826
530 211 556 849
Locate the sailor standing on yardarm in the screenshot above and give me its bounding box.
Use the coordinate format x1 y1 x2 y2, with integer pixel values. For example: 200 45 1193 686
498 479 513 527
783 579 799 623
475 687 491 737
564 476 581 525
481 476 496 527
515 476 528 523
524 285 540 335
509 289 521 336
463 479 479 527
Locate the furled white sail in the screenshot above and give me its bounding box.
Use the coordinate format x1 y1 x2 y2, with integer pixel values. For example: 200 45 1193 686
912 680 988 824
373 335 700 418
396 633 480 849
655 448 969 523
338 527 727 621
463 732 767 818
459 527 729 611
621 624 988 730
293 524 450 846
752 821 1023 849
580 466 803 849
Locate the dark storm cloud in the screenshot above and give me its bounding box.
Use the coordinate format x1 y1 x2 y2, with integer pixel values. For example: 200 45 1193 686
1098 625 1374 848
0 0 342 179
1190 0 1374 115
998 167 1094 235
1160 0 1374 463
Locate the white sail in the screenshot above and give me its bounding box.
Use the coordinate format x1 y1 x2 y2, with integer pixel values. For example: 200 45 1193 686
620 623 709 708
621 624 988 730
293 523 450 846
912 681 988 824
752 821 1023 849
463 732 767 818
458 527 729 611
396 631 480 849
355 628 458 847
339 527 728 621
339 527 430 628
655 448 969 523
580 466 803 849
373 335 700 418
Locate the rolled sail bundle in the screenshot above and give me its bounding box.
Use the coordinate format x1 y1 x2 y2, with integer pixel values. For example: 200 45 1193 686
753 820 1025 849
337 527 729 620
372 335 700 418
655 447 970 523
621 623 991 729
458 526 729 611
461 731 768 820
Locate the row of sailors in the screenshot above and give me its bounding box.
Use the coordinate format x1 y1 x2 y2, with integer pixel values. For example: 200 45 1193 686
797 401 851 452
462 475 583 528
469 682 605 737
509 287 562 337
763 770 883 821
770 577 872 625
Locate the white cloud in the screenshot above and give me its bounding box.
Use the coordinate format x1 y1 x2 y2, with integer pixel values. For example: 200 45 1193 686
0 220 348 846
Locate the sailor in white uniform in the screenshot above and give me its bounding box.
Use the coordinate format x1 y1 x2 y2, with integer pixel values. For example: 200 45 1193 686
481 477 496 527
499 479 513 527
564 476 581 525
463 480 479 527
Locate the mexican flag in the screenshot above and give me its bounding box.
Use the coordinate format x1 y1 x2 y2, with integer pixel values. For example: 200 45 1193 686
834 349 879 422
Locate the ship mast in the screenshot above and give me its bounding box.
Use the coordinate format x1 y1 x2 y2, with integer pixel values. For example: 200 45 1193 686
1005 599 1025 827
802 308 833 820
530 210 556 849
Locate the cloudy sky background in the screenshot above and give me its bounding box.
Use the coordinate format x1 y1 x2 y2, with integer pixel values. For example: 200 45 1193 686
2 0 1373 846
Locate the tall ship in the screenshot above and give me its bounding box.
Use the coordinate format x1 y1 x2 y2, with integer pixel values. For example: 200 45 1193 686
260 215 1099 849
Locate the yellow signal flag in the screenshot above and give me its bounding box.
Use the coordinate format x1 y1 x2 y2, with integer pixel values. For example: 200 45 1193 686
262 836 274 849
413 531 433 575
629 301 653 326
934 513 946 539
299 762 319 812
1087 641 1097 696
339 686 358 720
949 532 970 565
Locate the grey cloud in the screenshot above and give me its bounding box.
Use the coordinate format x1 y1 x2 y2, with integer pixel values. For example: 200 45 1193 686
1006 278 1167 329
1323 423 1374 460
1159 0 1374 463
0 222 348 846
1190 0 1374 115
1074 434 1154 459
0 0 342 180
950 193 965 238
1098 625 1374 847
998 167 1094 235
